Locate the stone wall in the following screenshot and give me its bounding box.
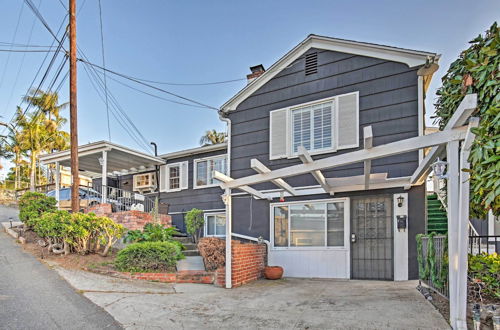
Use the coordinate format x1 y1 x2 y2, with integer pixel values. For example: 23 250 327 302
85 203 171 230
214 240 267 288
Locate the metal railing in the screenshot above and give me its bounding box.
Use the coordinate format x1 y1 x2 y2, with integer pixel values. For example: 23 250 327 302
469 235 499 255
90 186 156 213
419 235 449 298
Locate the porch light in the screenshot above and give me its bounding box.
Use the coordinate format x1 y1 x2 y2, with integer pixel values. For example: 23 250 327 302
432 158 448 179
98 157 104 166
397 195 404 207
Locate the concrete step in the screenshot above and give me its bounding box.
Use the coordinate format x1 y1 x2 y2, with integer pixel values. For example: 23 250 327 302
176 256 205 271
183 249 200 257
173 236 194 244
182 243 197 250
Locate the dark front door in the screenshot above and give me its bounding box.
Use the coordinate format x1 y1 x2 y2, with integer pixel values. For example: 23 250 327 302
351 196 393 280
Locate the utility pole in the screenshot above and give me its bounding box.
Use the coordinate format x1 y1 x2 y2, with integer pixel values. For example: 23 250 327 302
69 0 80 212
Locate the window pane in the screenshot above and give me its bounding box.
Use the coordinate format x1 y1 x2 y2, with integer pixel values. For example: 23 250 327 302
274 206 288 247
290 203 325 247
206 215 215 236
215 214 226 236
169 166 180 189
196 161 207 186
313 103 332 150
327 202 344 246
292 108 311 153
208 157 226 185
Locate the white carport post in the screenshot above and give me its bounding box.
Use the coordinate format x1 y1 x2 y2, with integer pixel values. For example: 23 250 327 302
224 188 232 289
55 161 60 209
101 150 107 203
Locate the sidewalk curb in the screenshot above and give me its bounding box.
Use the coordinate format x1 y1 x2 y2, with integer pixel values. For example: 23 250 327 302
2 221 22 239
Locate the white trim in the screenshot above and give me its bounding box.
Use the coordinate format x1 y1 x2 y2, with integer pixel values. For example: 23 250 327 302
193 154 228 189
159 143 227 160
204 212 226 237
393 193 409 281
222 35 438 112
269 197 350 251
168 208 226 215
336 91 360 150
164 162 183 192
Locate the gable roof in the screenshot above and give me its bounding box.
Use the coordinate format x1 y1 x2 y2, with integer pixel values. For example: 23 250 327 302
221 34 440 112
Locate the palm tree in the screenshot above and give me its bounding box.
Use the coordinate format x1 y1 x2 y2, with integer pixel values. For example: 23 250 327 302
199 129 226 146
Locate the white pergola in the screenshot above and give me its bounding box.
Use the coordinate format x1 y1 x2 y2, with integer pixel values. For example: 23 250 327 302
39 141 164 203
216 94 478 330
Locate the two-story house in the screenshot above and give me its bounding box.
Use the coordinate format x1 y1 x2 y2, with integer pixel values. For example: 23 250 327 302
217 35 440 281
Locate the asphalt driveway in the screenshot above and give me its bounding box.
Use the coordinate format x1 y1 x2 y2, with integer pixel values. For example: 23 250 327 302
54 266 450 329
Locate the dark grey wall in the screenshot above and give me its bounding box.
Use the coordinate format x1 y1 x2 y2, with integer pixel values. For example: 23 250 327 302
229 48 421 191
159 149 227 232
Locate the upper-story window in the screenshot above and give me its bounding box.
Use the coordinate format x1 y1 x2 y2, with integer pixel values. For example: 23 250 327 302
194 155 227 188
133 172 156 192
160 161 188 192
270 91 359 159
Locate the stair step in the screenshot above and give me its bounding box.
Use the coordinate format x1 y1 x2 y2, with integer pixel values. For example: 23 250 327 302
183 249 200 257
182 243 197 250
173 237 194 244
177 256 205 271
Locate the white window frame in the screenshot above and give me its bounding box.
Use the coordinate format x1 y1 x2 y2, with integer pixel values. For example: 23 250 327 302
204 212 226 237
193 154 227 189
165 162 182 192
269 91 359 159
133 172 156 191
270 198 350 251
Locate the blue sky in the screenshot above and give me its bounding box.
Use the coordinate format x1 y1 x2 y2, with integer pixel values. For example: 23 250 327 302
0 0 499 165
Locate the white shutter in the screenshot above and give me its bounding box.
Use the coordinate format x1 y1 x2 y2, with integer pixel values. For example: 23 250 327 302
270 109 288 159
159 165 167 192
180 161 189 190
336 92 359 150
133 175 138 191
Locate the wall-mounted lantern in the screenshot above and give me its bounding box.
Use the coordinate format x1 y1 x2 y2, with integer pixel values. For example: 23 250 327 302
98 157 104 166
397 195 405 208
432 157 448 179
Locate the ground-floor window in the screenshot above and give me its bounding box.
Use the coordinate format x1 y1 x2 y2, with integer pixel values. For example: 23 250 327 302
271 199 348 248
204 212 226 237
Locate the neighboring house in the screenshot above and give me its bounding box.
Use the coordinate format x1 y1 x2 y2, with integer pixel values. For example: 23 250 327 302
218 34 440 281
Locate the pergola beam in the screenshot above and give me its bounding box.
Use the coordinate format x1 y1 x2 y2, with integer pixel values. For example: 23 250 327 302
222 126 467 189
363 126 373 189
410 93 477 185
250 159 297 196
298 146 331 193
214 171 271 200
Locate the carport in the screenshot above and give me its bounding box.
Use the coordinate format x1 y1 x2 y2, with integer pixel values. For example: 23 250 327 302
39 140 165 203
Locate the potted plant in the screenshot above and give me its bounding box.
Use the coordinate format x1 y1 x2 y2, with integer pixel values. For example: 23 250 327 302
264 265 284 280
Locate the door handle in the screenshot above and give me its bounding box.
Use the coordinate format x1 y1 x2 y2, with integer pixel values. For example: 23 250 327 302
351 233 357 243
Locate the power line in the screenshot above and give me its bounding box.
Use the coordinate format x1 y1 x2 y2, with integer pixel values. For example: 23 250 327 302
24 0 66 51
0 49 63 53
0 41 54 48
97 0 111 141
123 75 246 86
0 1 25 91
79 59 220 111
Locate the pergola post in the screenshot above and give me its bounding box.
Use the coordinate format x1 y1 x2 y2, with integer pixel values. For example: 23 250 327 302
447 140 461 329
101 150 107 203
55 161 60 209
224 188 232 288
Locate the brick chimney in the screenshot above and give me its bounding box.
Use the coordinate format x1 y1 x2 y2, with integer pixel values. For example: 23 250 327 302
246 64 265 84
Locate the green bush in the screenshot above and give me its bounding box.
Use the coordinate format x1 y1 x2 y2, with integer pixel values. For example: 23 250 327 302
468 252 500 300
34 210 71 242
18 192 57 228
185 208 204 242
115 241 184 273
124 223 180 243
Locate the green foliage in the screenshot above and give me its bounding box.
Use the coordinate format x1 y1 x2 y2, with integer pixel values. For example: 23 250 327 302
185 208 204 242
124 223 180 244
433 22 500 218
115 241 184 273
416 233 448 288
18 192 57 227
28 210 125 255
468 252 500 299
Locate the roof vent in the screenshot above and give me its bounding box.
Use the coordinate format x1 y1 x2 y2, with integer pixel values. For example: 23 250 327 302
305 52 318 75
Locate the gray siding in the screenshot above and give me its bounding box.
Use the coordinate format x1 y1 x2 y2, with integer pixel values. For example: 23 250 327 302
159 149 227 232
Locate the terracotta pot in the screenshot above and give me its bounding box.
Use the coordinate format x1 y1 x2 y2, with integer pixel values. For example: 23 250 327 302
264 266 283 280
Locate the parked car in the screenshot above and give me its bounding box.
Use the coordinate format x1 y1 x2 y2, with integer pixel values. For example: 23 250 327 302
46 187 102 211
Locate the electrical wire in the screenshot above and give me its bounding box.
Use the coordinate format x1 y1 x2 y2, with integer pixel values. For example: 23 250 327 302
0 1 25 91
0 49 63 53
24 0 66 52
97 0 111 141
123 75 246 86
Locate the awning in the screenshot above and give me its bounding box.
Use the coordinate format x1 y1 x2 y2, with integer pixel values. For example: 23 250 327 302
39 140 165 177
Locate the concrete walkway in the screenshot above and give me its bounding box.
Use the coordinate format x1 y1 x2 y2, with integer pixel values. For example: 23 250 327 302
52 266 450 329
0 206 122 330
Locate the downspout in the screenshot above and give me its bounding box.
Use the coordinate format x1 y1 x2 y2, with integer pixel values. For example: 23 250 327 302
218 109 232 288
150 142 161 214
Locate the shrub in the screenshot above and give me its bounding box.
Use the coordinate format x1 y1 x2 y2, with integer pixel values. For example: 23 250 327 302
468 252 500 301
198 237 225 271
115 241 184 272
185 208 204 242
124 223 180 243
18 192 57 228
